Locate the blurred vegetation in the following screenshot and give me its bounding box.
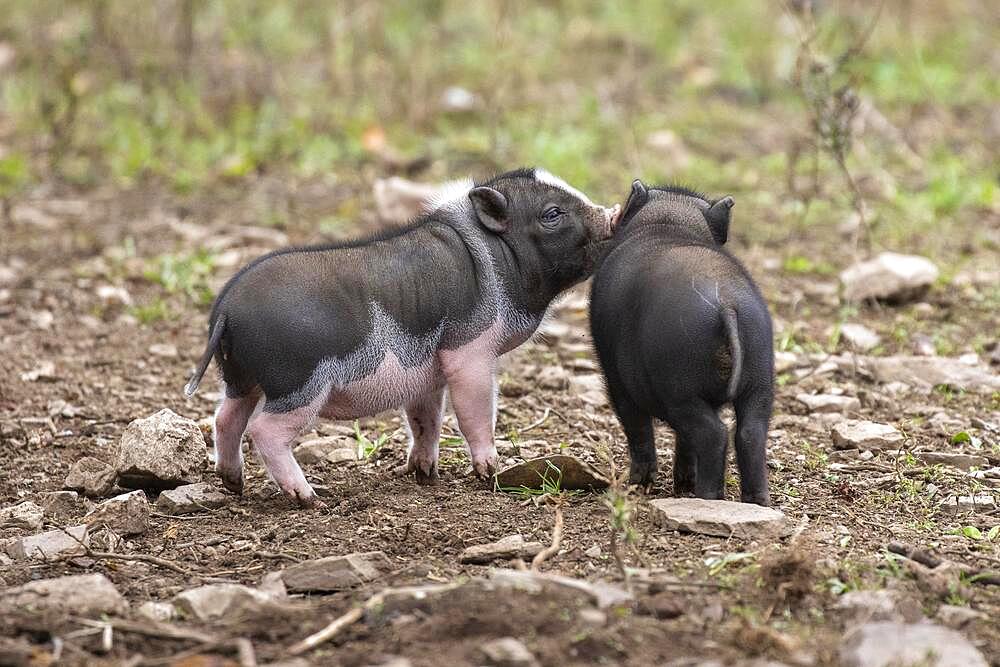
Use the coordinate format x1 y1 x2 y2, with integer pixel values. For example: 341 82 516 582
0 0 997 259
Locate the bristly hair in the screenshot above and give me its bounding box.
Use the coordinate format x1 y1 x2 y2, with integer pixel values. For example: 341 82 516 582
650 183 710 201
477 167 536 186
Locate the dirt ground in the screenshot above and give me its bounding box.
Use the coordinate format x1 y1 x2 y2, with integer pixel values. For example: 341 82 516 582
1 178 999 666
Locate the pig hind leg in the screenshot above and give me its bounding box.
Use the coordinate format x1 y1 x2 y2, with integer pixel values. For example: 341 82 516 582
404 387 446 485
734 389 772 506
213 386 261 494
607 388 658 488
665 400 728 500
247 405 318 508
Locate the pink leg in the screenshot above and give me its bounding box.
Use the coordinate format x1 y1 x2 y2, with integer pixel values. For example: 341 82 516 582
247 406 317 508
444 358 499 479
404 387 445 485
213 388 260 494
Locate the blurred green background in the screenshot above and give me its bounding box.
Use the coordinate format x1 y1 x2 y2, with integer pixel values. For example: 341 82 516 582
0 0 997 258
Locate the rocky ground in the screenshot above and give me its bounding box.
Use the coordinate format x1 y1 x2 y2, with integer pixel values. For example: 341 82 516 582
1 180 999 667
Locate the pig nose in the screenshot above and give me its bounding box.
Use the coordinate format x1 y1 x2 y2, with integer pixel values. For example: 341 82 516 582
605 204 621 229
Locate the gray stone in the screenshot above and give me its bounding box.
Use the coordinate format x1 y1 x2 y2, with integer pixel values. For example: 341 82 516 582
834 589 922 623
38 490 81 516
839 323 881 351
839 621 986 667
795 393 861 414
831 420 904 450
0 501 44 531
459 534 545 565
939 493 996 515
487 569 632 609
0 573 126 616
294 436 352 465
327 447 357 464
840 252 939 303
280 551 392 593
5 525 89 561
136 600 177 622
934 604 987 629
64 456 117 497
155 482 228 515
865 356 1000 394
648 498 791 539
85 490 150 535
115 409 208 489
480 637 539 667
495 455 609 492
173 583 285 621
914 451 989 471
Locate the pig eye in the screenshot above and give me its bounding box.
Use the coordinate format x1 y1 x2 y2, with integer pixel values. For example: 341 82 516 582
541 206 564 224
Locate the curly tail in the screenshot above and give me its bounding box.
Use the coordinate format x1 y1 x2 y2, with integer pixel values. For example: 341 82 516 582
184 315 226 397
722 307 743 401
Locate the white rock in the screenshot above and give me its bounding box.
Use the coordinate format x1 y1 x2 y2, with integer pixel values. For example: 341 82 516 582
915 451 989 471
294 436 353 465
96 285 132 307
19 361 57 382
865 356 1000 394
459 534 545 565
487 569 632 609
136 600 177 622
839 323 881 351
64 456 117 497
939 493 996 515
840 252 939 302
85 490 150 535
839 621 986 667
648 498 791 539
0 501 44 531
279 551 392 593
796 393 861 414
480 637 539 667
156 482 228 515
173 583 284 621
327 447 357 464
834 589 922 623
5 525 89 561
831 420 904 450
1 573 126 616
115 409 208 488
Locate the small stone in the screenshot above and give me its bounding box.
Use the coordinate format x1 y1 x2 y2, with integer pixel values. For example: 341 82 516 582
280 551 392 593
148 343 177 358
85 490 150 535
537 365 570 390
156 482 229 515
294 436 351 465
584 545 602 559
840 252 939 303
480 637 539 667
914 451 989 471
459 534 545 565
0 573 126 616
64 456 117 497
866 356 1000 394
136 600 176 622
935 604 986 629
5 525 89 561
0 501 44 531
839 621 986 667
839 323 881 351
834 589 922 623
39 490 81 516
95 285 132 307
327 447 357 464
648 498 791 539
20 361 57 382
115 409 208 489
173 583 285 621
578 607 607 627
495 455 610 492
796 393 861 414
831 420 904 450
939 494 996 515
488 569 632 609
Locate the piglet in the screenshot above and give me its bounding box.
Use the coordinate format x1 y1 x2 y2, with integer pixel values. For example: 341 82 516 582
590 180 773 505
186 168 620 507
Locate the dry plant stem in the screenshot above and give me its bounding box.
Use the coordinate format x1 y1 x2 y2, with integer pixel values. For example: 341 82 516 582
530 504 564 571
888 541 1000 586
289 593 386 656
58 525 193 575
73 618 217 644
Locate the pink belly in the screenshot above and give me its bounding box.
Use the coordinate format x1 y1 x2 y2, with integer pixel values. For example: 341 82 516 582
318 352 442 419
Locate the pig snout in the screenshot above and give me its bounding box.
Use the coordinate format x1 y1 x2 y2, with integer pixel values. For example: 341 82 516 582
602 204 622 237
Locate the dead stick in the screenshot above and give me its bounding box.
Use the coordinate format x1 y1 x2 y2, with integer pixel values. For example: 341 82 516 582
288 592 385 656
58 526 192 575
531 505 564 572
888 542 1000 586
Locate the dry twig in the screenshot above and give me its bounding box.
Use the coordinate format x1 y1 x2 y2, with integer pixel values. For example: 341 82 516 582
530 504 564 571
288 592 386 656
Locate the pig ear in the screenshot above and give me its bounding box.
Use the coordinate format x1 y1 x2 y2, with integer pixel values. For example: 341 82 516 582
705 196 734 245
469 186 509 233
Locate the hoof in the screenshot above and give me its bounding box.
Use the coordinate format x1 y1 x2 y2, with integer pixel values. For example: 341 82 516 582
742 493 771 507
628 460 657 488
472 458 497 480
405 457 439 485
218 469 244 495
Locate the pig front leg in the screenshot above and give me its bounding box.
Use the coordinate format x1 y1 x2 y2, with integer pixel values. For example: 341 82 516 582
443 357 499 479
404 387 446 485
